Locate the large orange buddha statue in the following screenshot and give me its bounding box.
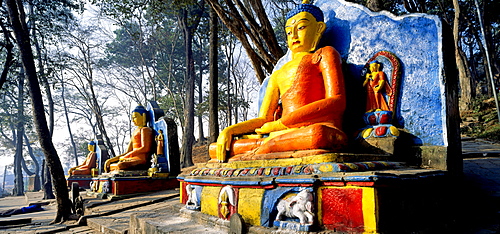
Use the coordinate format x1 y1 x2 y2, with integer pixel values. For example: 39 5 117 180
68 140 97 176
104 105 154 172
210 0 347 162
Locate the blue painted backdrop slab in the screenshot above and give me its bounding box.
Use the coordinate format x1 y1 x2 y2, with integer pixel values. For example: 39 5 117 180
316 0 446 146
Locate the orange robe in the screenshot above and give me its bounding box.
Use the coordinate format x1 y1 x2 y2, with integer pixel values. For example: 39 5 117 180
365 71 392 111
209 46 347 160
110 127 154 171
71 152 97 175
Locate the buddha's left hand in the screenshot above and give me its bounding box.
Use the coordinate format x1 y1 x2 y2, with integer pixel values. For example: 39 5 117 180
255 120 287 134
216 126 235 162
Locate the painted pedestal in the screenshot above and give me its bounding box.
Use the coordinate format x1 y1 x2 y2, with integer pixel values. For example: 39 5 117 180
67 175 93 189
89 170 179 199
178 154 449 233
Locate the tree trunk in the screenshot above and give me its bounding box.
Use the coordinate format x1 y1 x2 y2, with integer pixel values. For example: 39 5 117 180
179 9 196 168
232 59 238 123
453 0 472 110
20 153 34 176
466 27 479 94
89 81 116 158
29 2 54 136
208 7 220 143
2 166 7 195
0 19 14 90
24 132 41 191
226 43 232 126
13 69 24 196
41 160 54 199
464 16 489 96
197 37 205 143
6 0 71 222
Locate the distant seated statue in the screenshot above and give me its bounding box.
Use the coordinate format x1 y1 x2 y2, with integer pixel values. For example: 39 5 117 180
68 141 97 176
210 0 347 162
363 60 392 112
104 105 154 172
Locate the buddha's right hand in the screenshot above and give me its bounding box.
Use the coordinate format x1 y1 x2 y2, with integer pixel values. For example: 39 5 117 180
104 156 118 172
216 128 233 162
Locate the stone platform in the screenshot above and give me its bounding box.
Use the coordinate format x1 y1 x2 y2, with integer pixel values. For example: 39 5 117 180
87 170 179 199
178 152 450 233
67 175 93 189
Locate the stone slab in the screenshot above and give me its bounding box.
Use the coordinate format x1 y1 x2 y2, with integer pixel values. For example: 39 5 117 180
129 201 229 234
84 189 179 216
462 138 500 157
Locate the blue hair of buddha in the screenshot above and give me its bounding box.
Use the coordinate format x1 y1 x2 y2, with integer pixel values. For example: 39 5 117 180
286 4 324 22
88 140 96 145
132 105 148 115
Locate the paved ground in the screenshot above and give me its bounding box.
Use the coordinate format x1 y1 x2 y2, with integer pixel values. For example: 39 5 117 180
0 191 80 233
0 138 500 233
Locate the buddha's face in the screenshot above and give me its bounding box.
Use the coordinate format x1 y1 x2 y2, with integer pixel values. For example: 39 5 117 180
285 12 326 53
369 62 380 72
132 112 146 127
88 143 95 152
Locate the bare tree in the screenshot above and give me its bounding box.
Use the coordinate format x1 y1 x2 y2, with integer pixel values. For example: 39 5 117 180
23 132 41 191
206 0 284 83
208 6 220 143
58 73 79 166
13 69 24 196
63 26 117 158
178 0 205 168
6 0 72 222
0 18 15 90
453 0 473 110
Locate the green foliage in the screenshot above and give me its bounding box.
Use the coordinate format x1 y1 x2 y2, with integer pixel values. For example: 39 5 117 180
477 124 500 142
100 22 155 68
461 95 500 141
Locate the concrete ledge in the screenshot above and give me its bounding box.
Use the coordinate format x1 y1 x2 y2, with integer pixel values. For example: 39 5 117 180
87 217 128 234
129 203 230 234
180 207 230 231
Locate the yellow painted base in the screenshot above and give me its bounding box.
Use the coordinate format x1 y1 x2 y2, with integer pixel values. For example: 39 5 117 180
200 186 221 217
198 153 389 169
362 187 378 233
237 188 264 226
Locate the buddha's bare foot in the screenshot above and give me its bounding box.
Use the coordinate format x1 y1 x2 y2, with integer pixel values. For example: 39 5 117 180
116 160 148 170
228 149 258 162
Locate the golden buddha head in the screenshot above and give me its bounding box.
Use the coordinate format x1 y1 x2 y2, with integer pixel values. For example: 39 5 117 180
88 140 96 152
131 105 148 127
369 61 381 72
285 0 326 53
